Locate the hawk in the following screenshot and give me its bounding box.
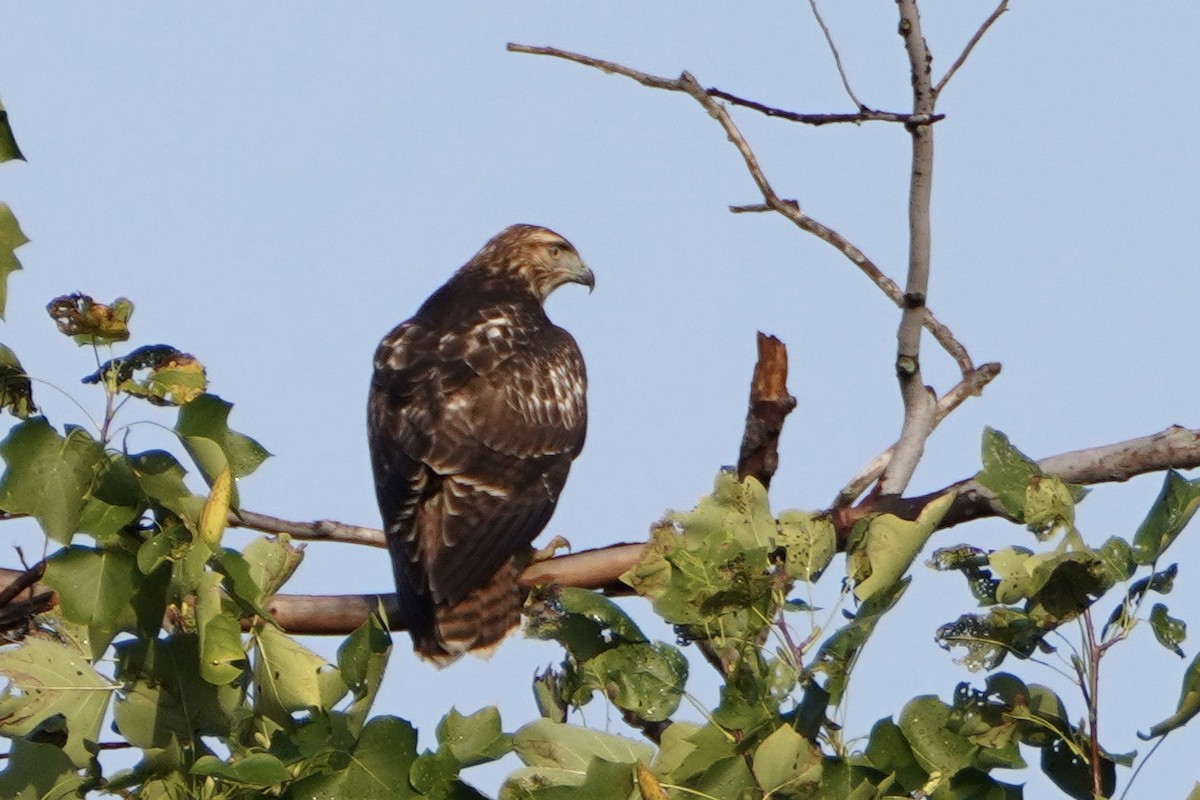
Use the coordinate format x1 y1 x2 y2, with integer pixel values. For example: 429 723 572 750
368 224 592 665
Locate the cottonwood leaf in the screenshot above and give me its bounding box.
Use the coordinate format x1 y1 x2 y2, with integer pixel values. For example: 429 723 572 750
0 739 85 800
191 753 291 788
47 293 132 345
1149 603 1187 657
898 695 977 779
436 706 512 767
751 724 822 795
0 343 35 418
0 418 104 542
0 98 24 162
195 571 245 686
175 393 270 483
1132 470 1200 565
511 718 652 772
850 491 955 602
338 610 392 733
1141 650 1200 739
252 623 346 723
0 635 112 767
0 204 28 318
83 344 207 406
289 716 421 800
777 509 837 581
43 546 141 659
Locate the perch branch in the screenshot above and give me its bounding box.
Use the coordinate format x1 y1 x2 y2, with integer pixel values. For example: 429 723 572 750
508 42 973 376
4 428 1200 636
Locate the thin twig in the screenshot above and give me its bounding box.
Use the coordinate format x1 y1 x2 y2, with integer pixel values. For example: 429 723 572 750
508 44 934 128
834 362 1001 506
507 43 974 374
806 0 865 109
933 0 1010 97
229 509 385 548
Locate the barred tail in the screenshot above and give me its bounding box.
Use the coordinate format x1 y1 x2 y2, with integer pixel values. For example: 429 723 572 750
414 557 524 667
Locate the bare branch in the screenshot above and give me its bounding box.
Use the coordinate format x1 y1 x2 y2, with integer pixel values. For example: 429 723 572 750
508 43 974 375
229 509 385 548
835 362 1001 505
934 0 1010 98
806 0 865 110
737 333 797 489
507 44 933 128
880 0 939 496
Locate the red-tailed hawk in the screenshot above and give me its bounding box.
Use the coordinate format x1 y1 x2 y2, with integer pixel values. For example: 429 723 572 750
368 224 592 665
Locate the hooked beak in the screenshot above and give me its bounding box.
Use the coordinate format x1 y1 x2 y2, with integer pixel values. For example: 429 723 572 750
573 263 595 293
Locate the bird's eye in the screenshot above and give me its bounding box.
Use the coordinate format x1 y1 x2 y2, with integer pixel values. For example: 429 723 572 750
548 245 562 258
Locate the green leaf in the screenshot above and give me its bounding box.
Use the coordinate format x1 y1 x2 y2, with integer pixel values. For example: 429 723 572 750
195 570 246 685
532 667 567 723
289 716 422 800
0 343 35 418
191 753 290 788
0 738 85 800
338 610 392 733
777 509 837 581
212 547 274 621
849 491 955 602
751 724 822 796
1023 474 1078 540
128 449 195 518
578 642 688 722
987 546 1036 604
1041 735 1115 800
43 546 141 659
0 635 112 767
1141 650 1200 739
502 757 635 800
46 293 132 345
83 344 207 407
1149 603 1187 657
175 393 271 482
252 622 347 722
0 418 104 543
977 427 1041 520
0 98 24 162
511 718 653 772
437 707 512 767
864 717 927 793
667 470 776 550
1132 470 1200 565
0 204 29 318
241 533 304 598
813 578 909 705
113 633 240 748
898 695 978 779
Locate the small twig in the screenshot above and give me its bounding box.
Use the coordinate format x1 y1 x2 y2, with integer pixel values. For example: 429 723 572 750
837 362 1001 506
0 559 44 608
229 509 385 548
508 43 934 128
806 0 865 110
933 0 1010 98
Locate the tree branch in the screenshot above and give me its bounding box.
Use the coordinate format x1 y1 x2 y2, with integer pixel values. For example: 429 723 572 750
879 0 939 496
737 333 797 489
6 426 1196 637
507 42 974 376
805 0 865 110
934 0 1010 98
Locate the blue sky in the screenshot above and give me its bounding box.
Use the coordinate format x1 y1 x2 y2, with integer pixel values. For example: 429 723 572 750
2 3 1198 796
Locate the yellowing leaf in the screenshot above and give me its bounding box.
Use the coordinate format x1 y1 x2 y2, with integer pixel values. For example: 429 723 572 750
199 464 232 549
635 762 667 800
47 293 133 345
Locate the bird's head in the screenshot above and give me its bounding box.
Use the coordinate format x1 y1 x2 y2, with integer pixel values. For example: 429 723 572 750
468 224 594 303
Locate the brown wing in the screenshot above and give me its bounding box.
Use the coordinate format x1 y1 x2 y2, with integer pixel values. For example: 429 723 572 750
368 300 586 631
